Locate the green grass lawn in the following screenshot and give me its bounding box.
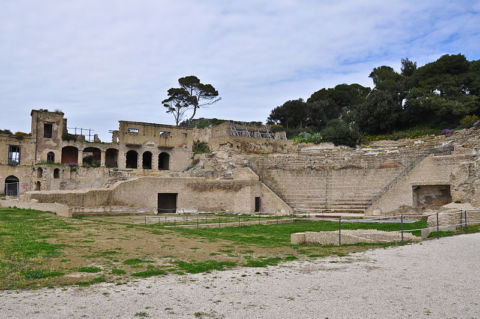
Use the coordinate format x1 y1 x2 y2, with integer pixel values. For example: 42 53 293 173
0 207 475 290
170 219 428 247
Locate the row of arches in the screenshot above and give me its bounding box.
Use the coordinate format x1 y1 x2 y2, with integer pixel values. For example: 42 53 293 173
126 151 169 170
58 146 169 170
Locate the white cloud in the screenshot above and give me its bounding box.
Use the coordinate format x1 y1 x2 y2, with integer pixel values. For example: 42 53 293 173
0 0 479 139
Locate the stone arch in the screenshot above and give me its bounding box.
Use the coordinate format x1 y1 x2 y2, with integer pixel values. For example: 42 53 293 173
142 151 152 169
158 152 170 170
105 148 118 168
126 150 138 169
5 175 19 196
83 147 101 166
47 152 55 163
61 146 78 165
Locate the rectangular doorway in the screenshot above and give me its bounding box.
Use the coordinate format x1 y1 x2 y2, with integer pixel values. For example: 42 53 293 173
255 197 261 212
158 193 177 213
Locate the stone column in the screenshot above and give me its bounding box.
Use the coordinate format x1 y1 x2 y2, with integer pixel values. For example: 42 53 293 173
118 151 126 169
100 150 106 167
78 150 83 166
137 152 141 169
152 151 159 170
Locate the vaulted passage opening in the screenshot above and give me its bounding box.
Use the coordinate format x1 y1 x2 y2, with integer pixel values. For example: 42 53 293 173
5 175 19 196
413 185 452 208
61 146 78 165
157 193 177 213
126 150 138 169
158 152 170 170
105 148 118 168
83 147 101 167
142 151 152 169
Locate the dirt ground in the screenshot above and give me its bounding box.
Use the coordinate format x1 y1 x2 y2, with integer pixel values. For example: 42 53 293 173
1 233 479 318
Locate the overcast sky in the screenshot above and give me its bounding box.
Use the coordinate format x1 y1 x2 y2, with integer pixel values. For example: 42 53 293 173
1 0 479 140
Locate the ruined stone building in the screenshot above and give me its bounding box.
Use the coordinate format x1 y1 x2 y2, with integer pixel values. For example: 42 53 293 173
1 109 480 217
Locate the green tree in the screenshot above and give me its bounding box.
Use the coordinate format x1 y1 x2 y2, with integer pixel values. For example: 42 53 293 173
267 99 307 130
321 119 361 147
162 76 220 126
355 90 403 134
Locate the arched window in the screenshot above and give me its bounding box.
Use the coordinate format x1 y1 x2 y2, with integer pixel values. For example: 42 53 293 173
54 168 60 179
126 150 138 169
5 176 19 196
37 167 43 178
47 152 55 163
142 151 152 169
158 152 170 170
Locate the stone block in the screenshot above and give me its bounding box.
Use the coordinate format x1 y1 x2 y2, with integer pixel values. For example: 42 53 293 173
290 232 305 245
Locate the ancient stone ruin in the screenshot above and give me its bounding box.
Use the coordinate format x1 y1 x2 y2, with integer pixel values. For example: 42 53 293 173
1 109 480 218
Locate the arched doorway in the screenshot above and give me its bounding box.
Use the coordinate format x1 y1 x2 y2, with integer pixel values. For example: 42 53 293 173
5 176 19 196
126 150 138 169
158 152 170 170
83 147 101 167
54 168 60 179
142 151 152 169
61 146 78 165
47 152 55 163
35 181 41 191
105 148 118 168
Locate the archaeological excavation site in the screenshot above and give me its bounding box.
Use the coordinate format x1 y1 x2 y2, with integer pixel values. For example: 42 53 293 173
1 109 480 220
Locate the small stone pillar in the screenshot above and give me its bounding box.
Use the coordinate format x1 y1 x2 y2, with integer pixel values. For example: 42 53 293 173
100 150 106 167
78 150 83 166
118 151 126 169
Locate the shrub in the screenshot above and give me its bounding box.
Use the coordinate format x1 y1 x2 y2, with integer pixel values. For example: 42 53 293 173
441 128 455 137
192 140 211 154
459 114 479 128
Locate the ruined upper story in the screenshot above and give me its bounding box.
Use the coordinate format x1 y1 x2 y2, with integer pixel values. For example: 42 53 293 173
117 121 193 149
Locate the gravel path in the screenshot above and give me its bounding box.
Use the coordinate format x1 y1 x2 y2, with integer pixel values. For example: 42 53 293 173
1 234 480 318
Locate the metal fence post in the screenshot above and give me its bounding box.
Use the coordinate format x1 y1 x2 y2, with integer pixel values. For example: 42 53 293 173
338 217 342 246
436 212 439 239
464 210 468 233
401 215 404 244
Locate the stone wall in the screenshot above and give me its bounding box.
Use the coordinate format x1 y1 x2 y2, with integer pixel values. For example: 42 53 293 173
365 155 468 216
26 168 292 215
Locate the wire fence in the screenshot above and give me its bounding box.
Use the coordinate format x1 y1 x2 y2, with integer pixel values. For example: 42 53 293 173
136 209 480 245
140 213 298 228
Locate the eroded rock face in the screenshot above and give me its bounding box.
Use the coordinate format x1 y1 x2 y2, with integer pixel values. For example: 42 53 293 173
451 159 480 207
